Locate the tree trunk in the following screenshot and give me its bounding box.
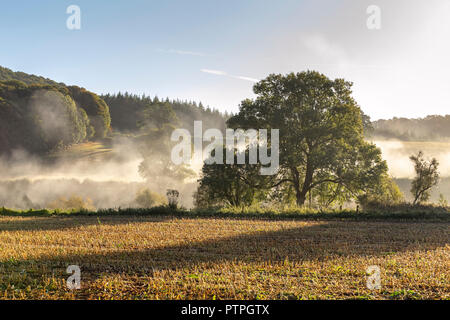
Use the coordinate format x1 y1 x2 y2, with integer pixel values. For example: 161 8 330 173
292 159 314 207
296 190 307 206
291 167 308 206
291 167 302 206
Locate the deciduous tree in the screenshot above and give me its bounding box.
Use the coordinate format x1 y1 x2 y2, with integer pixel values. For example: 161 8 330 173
227 71 389 206
410 151 439 205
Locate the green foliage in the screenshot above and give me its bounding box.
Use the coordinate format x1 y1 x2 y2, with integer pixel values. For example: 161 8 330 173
138 101 177 131
78 107 95 139
358 175 404 210
361 110 374 137
29 90 87 147
438 194 448 207
0 66 112 155
101 92 228 134
67 86 111 139
372 115 450 141
0 66 61 86
410 151 440 205
227 71 389 206
135 188 166 208
47 195 95 211
166 189 180 209
102 92 225 188
313 182 354 210
1 205 448 221
0 78 112 154
196 148 271 207
137 126 196 184
0 82 94 153
136 101 196 186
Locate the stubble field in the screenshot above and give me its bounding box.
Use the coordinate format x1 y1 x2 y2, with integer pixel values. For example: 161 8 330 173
0 215 448 300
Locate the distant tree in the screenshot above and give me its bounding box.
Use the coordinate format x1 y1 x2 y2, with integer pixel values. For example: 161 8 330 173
0 65 60 86
196 148 271 207
0 80 108 155
138 101 177 130
371 115 450 141
27 89 90 150
67 86 111 139
357 175 404 209
47 195 95 211
438 194 448 207
361 110 374 137
135 188 166 208
227 71 389 206
166 189 180 209
410 151 439 205
137 102 196 185
101 93 228 134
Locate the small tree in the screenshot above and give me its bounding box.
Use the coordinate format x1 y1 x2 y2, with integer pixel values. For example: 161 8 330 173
166 189 180 209
410 151 439 205
438 194 448 207
357 175 404 210
135 189 166 208
196 147 273 208
47 195 95 211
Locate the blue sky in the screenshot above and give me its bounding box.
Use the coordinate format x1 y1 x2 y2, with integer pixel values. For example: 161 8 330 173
1 0 449 119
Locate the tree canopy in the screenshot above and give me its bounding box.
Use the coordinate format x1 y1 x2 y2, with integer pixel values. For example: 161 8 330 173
215 71 391 206
0 80 111 154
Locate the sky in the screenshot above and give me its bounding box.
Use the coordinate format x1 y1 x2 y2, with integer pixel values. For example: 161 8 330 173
1 0 449 120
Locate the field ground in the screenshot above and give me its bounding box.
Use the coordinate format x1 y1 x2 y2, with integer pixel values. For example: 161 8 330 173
0 215 448 300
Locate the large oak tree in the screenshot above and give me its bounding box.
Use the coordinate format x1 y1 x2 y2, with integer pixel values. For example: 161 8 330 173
227 71 389 206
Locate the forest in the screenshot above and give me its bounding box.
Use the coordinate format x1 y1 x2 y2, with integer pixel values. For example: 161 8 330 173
371 116 450 141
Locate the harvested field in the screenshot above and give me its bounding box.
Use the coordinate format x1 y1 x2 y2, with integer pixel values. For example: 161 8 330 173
0 215 448 300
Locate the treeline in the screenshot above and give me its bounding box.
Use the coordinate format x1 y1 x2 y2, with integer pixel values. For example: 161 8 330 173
371 115 450 141
0 80 110 154
0 65 61 86
101 92 229 134
0 65 230 156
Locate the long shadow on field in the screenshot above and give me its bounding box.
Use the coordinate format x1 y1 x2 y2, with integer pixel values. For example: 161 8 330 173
6 220 449 277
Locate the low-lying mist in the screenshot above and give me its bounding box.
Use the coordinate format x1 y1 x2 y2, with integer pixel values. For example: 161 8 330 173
1 137 449 210
373 140 450 178
373 139 450 202
0 137 197 210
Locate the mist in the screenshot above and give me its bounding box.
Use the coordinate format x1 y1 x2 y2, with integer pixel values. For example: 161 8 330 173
0 135 199 210
3 137 449 210
373 140 450 178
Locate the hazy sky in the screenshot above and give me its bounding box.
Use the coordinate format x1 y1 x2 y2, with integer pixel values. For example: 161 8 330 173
1 0 449 119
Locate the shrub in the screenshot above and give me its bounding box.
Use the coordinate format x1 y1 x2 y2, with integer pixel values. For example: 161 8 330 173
166 189 180 209
358 175 404 210
135 189 166 208
410 151 439 205
47 195 95 211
